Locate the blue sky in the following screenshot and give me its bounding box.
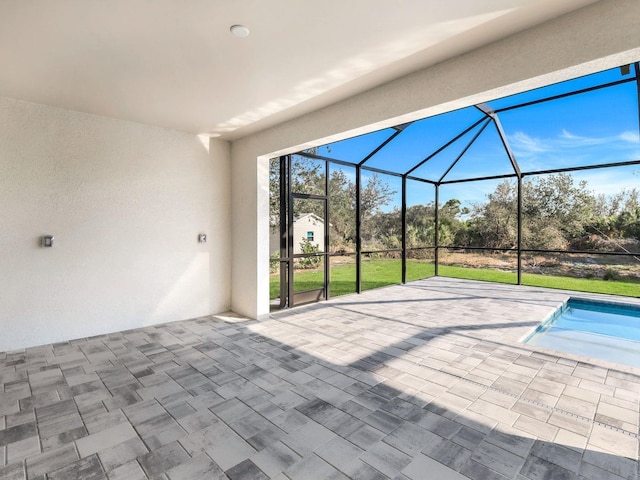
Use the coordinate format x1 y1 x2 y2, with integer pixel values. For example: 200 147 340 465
318 64 640 213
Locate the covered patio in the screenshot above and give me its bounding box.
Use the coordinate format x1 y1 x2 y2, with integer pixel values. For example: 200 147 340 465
2 1 640 479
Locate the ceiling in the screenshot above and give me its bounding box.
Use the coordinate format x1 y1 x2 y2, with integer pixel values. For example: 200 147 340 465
0 0 598 140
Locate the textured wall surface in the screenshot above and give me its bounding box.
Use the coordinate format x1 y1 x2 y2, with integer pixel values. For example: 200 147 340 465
0 98 231 351
230 0 640 319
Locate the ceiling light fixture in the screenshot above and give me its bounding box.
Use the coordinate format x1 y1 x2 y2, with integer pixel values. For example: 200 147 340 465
230 25 250 38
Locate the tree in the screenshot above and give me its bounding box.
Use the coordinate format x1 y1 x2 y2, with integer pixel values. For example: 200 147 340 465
615 189 640 240
360 174 397 249
523 174 595 246
327 169 356 251
461 174 597 250
439 199 469 246
269 157 281 230
590 188 639 240
360 174 395 219
406 203 436 247
269 157 397 251
269 155 325 230
466 181 517 248
272 158 638 257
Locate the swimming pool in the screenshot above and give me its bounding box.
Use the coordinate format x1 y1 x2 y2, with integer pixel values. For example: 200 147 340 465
524 298 640 368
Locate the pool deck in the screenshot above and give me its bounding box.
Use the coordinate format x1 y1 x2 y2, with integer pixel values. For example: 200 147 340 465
1 277 640 479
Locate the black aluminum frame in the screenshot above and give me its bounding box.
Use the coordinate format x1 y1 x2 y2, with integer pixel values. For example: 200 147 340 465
274 61 640 308
280 155 332 307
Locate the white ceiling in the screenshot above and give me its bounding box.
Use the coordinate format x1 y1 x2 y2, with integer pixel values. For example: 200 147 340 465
0 0 598 139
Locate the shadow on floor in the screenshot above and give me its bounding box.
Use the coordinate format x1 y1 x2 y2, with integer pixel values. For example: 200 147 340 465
0 281 638 479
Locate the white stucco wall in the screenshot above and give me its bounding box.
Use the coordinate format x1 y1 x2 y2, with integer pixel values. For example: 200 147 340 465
269 215 326 256
0 97 231 351
230 0 640 320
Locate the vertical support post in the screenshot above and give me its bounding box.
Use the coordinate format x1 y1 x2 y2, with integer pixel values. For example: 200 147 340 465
517 176 523 285
434 184 440 276
635 63 640 142
401 175 407 284
287 155 295 307
483 104 523 286
279 156 288 308
324 160 330 300
356 165 362 293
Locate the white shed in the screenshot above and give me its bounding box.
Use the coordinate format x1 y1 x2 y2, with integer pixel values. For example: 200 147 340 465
269 213 326 255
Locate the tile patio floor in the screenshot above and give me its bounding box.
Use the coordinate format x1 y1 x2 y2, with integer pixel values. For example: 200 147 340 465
1 277 640 479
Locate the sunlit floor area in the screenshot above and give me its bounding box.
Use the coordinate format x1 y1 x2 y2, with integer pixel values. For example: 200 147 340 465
2 278 640 480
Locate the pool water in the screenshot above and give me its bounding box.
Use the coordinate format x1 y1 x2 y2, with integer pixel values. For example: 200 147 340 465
524 298 640 368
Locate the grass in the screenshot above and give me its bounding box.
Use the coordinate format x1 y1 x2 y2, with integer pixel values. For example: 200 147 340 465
438 264 640 297
521 273 640 297
270 258 640 300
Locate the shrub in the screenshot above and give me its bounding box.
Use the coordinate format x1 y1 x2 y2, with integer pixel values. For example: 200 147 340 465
269 253 280 273
603 268 620 281
297 239 322 269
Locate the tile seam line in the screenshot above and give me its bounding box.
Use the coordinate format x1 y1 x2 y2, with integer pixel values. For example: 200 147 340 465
270 316 640 440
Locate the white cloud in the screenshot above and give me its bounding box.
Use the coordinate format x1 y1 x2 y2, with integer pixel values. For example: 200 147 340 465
557 129 611 147
559 129 580 140
509 129 640 158
573 168 640 196
556 129 640 148
508 131 547 154
619 131 640 143
504 127 640 172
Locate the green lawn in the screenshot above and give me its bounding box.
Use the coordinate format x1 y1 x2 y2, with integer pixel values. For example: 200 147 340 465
270 258 640 300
